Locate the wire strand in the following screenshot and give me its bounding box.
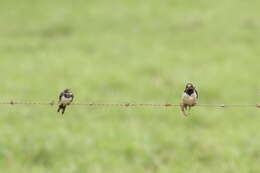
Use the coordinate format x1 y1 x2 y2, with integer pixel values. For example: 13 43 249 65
0 101 259 108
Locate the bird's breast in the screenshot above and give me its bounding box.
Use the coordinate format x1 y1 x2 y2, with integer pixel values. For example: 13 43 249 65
61 96 72 104
182 93 197 105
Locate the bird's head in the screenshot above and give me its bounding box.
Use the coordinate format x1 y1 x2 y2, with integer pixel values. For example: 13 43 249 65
64 89 72 93
185 83 195 91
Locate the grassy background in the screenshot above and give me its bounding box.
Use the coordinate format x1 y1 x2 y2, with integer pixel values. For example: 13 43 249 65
0 0 260 172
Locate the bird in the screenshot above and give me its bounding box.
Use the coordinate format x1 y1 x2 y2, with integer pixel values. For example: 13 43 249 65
57 89 74 115
180 83 198 116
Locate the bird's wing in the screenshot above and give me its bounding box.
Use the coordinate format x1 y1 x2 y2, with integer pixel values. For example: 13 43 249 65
59 92 63 101
195 90 198 99
71 93 74 102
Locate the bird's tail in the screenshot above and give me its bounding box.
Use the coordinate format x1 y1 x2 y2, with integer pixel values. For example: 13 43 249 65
57 104 66 115
57 106 61 112
180 104 188 116
61 106 66 114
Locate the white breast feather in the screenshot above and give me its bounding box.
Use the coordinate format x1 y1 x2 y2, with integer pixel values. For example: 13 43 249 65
182 93 197 105
61 96 72 104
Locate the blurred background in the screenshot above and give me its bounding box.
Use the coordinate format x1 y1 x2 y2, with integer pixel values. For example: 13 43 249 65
0 0 259 172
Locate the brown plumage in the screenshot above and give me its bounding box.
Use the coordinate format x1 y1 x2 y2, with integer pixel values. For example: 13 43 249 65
180 83 198 116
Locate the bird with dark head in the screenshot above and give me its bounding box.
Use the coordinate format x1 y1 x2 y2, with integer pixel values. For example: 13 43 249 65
57 89 74 115
180 83 198 116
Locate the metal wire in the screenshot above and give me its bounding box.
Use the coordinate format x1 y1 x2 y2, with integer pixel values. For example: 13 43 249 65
0 101 259 108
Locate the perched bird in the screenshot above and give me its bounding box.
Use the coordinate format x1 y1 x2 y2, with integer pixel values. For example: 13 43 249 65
180 83 198 116
57 89 74 115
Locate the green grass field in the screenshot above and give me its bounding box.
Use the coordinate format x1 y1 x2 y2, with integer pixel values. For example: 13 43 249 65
0 0 260 172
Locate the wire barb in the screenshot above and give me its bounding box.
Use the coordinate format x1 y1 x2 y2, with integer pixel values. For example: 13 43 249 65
10 100 14 105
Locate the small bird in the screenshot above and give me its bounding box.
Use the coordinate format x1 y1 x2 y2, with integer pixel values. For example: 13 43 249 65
180 83 198 116
57 89 74 115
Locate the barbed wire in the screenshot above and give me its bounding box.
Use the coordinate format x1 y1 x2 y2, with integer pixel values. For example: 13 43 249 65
0 101 259 108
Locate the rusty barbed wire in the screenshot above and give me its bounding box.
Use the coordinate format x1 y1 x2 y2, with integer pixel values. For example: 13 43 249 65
0 101 259 108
